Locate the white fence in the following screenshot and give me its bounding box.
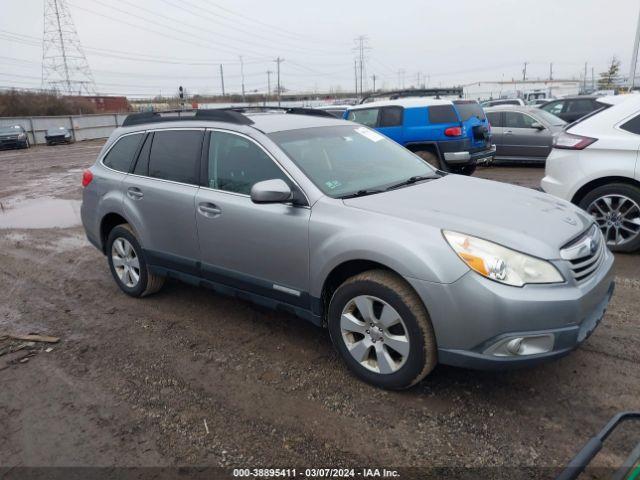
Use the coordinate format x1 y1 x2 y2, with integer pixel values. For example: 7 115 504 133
0 113 129 145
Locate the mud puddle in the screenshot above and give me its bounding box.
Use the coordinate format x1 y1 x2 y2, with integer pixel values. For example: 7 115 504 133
0 197 81 229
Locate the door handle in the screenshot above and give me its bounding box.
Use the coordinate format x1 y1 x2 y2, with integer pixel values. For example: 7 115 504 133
198 202 221 217
127 187 143 199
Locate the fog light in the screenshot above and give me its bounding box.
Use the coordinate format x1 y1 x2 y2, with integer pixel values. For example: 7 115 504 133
484 334 554 357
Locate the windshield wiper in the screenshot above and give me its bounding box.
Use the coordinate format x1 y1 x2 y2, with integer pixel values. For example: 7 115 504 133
340 189 385 199
385 174 440 191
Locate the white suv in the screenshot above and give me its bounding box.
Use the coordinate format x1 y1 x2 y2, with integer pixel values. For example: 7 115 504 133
541 94 640 252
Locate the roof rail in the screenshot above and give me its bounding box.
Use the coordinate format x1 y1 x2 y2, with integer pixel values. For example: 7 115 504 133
360 88 464 104
228 105 336 118
121 109 254 127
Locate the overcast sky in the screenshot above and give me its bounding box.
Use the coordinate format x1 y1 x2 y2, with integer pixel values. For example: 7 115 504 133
1 0 638 98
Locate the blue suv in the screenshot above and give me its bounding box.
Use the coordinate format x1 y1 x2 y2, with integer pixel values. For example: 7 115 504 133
345 96 495 175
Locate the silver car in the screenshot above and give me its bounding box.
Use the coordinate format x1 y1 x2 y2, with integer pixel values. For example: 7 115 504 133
81 109 614 390
485 106 566 164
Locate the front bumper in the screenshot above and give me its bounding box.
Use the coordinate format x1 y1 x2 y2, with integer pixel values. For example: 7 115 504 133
0 138 27 149
407 246 615 370
443 145 496 165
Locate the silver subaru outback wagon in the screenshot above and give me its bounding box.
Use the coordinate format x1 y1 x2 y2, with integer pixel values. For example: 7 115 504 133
81 108 615 390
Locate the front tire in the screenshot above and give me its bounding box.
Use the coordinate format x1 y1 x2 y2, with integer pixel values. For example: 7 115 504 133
328 270 438 390
579 183 640 252
106 224 165 297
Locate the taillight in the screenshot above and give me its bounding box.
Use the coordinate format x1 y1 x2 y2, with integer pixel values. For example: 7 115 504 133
82 169 93 187
444 126 462 137
553 132 597 150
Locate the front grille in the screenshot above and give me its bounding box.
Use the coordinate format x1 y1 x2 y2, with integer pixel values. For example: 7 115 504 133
560 225 605 283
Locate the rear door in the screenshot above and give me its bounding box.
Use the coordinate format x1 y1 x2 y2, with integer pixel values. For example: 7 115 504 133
485 111 504 156
122 129 203 274
195 129 311 307
502 111 549 160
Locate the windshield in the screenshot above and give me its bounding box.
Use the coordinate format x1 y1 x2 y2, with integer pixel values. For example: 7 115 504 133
269 125 437 198
0 126 22 134
47 128 67 134
453 101 486 121
533 109 566 126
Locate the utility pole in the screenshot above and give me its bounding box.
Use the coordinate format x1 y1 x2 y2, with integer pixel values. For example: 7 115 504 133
219 64 225 97
592 67 595 91
549 62 553 80
275 57 284 106
522 62 528 82
629 4 640 90
371 74 377 93
266 70 272 100
353 35 370 96
583 61 588 93
239 55 245 102
398 69 405 89
354 60 358 98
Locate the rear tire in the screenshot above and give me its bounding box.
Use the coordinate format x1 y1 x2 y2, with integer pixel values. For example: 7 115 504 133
106 224 165 297
578 183 640 253
328 270 438 390
414 150 444 171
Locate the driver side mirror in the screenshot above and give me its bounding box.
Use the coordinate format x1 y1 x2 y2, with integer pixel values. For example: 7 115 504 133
250 179 293 204
531 122 545 130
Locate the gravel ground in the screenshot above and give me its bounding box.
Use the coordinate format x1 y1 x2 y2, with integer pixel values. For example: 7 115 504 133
0 141 638 479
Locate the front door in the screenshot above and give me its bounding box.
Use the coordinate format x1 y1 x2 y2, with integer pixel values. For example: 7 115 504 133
195 130 311 308
502 111 550 160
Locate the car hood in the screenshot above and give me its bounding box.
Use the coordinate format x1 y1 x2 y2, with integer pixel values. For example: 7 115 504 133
342 174 593 259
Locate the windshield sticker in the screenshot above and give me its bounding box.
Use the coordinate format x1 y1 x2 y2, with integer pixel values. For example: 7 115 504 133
325 180 342 190
355 127 384 142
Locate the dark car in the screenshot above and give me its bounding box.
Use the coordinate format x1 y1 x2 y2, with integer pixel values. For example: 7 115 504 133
45 127 73 145
0 125 30 149
539 95 602 123
485 106 566 164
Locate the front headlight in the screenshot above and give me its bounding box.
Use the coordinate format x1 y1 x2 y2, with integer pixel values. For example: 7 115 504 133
18 133 26 139
443 231 564 287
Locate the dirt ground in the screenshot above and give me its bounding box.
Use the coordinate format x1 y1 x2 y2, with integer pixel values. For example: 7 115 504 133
0 140 638 478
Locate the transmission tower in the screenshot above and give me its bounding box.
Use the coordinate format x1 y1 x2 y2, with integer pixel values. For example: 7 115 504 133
42 0 96 95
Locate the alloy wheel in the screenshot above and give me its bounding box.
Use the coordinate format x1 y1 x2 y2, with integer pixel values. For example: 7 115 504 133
340 295 410 374
111 237 140 288
587 194 640 247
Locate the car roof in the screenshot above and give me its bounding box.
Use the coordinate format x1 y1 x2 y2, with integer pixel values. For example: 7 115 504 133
596 94 640 106
348 97 455 110
246 112 348 133
484 105 540 113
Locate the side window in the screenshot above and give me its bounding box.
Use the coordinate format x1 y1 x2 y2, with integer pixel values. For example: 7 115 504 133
486 112 503 127
103 133 143 173
567 99 594 113
148 130 203 185
428 105 458 123
132 133 152 176
504 112 537 128
209 131 288 195
379 106 403 127
542 101 564 116
620 114 640 135
346 108 379 127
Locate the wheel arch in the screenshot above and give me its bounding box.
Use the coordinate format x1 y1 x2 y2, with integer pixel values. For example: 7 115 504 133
571 176 640 205
319 259 420 327
99 212 130 254
405 141 441 159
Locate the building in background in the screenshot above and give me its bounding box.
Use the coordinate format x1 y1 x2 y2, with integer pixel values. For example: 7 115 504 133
65 96 131 113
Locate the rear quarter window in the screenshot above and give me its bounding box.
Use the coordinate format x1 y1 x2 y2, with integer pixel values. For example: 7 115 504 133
428 105 458 123
103 133 143 173
454 101 486 121
620 114 640 135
